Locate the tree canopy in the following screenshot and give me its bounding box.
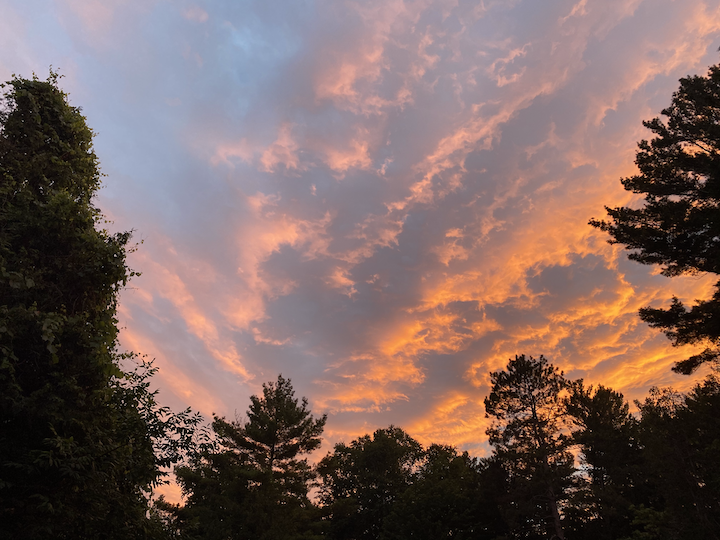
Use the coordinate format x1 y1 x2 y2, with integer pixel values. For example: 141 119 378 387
0 73 199 540
484 355 574 540
590 63 720 374
166 375 326 540
318 426 424 540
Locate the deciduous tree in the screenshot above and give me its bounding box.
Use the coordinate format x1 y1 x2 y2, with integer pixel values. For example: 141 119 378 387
0 73 199 540
382 444 508 540
317 426 423 540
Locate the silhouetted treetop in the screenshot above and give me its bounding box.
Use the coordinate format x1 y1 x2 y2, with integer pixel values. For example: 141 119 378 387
590 63 720 374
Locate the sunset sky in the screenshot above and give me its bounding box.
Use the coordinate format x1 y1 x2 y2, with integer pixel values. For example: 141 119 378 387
3 0 720 469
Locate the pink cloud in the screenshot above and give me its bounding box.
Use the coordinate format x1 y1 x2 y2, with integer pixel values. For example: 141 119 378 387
10 0 720 461
260 123 304 172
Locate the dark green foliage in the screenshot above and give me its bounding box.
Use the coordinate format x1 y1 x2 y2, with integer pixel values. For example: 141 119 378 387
564 383 645 539
0 73 200 540
566 384 638 488
590 63 720 374
382 445 508 540
158 432 254 540
382 444 471 540
233 374 326 491
166 375 326 540
484 355 574 540
630 377 720 539
318 426 424 540
563 376 720 540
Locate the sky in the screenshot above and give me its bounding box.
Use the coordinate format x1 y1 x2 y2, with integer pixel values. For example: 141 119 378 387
2 0 720 472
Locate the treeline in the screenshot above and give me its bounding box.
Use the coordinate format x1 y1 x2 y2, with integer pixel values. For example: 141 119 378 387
154 359 720 540
3 62 720 540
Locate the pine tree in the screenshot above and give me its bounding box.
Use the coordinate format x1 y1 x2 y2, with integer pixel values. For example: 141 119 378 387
484 355 574 540
590 63 720 374
169 375 326 540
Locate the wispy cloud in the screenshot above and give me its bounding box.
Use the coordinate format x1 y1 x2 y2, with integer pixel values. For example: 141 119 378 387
2 0 720 461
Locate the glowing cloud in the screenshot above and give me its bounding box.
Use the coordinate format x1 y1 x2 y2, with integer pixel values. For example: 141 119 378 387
3 0 720 468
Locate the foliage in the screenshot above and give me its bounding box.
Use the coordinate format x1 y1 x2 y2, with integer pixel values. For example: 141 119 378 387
382 444 508 540
230 374 326 490
0 73 200 540
564 383 644 539
156 435 253 540
484 354 575 540
165 374 326 540
590 63 720 374
317 426 424 540
630 377 720 539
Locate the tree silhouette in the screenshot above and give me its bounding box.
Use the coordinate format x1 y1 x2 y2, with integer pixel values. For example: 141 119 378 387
591 62 720 374
564 383 644 539
484 355 574 540
382 444 508 540
0 73 199 540
168 375 325 540
318 426 424 540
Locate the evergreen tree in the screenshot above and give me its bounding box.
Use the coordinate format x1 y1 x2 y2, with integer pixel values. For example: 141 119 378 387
0 73 199 540
590 62 720 374
484 355 575 540
564 383 644 539
167 374 326 540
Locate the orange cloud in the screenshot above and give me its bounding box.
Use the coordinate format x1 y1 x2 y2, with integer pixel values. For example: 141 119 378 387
69 0 720 460
260 123 304 172
323 133 373 175
406 391 491 456
118 325 225 418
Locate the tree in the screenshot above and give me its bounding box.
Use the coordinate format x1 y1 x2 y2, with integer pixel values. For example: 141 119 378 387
317 426 424 540
0 73 199 539
484 355 575 540
230 374 326 491
590 63 720 374
157 423 254 540
381 444 508 540
564 383 644 539
167 374 326 540
632 378 720 539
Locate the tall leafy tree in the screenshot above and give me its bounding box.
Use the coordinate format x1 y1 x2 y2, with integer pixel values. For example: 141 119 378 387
484 355 575 540
317 426 424 540
166 374 326 540
0 74 199 539
590 63 720 374
381 444 508 540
